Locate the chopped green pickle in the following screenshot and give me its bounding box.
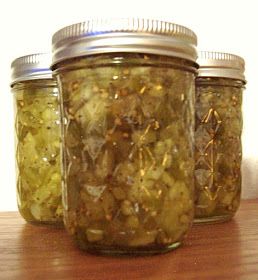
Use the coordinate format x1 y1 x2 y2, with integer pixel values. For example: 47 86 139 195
13 80 62 224
195 78 244 223
55 53 196 253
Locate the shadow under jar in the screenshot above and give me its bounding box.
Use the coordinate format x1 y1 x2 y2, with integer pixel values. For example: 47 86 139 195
195 51 246 224
11 54 63 225
51 18 198 255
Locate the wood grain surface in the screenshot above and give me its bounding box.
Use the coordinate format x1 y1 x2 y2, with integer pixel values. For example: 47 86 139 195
0 199 258 280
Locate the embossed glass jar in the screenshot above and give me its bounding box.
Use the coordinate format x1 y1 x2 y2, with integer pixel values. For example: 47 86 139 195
52 18 198 254
195 51 246 223
11 54 62 225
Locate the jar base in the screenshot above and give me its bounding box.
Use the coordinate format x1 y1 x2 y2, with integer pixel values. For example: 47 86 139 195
75 241 181 256
194 214 234 225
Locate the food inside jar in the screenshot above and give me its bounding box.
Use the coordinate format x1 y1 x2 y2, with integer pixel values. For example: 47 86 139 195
14 81 62 224
195 78 243 221
59 54 195 250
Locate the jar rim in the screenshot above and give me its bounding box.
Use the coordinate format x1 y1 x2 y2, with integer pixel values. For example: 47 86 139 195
51 18 198 68
10 53 52 87
197 51 246 83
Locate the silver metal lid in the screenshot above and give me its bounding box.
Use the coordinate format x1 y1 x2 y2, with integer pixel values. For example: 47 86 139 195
52 18 198 67
197 51 245 82
11 53 52 86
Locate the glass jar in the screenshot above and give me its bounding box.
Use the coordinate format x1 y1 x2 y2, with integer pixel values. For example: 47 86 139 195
11 53 62 225
195 51 246 223
52 18 198 254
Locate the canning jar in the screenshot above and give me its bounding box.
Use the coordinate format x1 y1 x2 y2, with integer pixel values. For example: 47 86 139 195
195 51 246 223
52 18 198 254
11 53 62 225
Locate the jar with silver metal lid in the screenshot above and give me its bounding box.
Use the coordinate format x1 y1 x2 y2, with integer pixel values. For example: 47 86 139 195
51 18 198 254
11 53 62 225
195 51 246 223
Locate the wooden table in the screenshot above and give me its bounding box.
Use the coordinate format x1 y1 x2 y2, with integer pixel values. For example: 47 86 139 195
0 200 258 280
